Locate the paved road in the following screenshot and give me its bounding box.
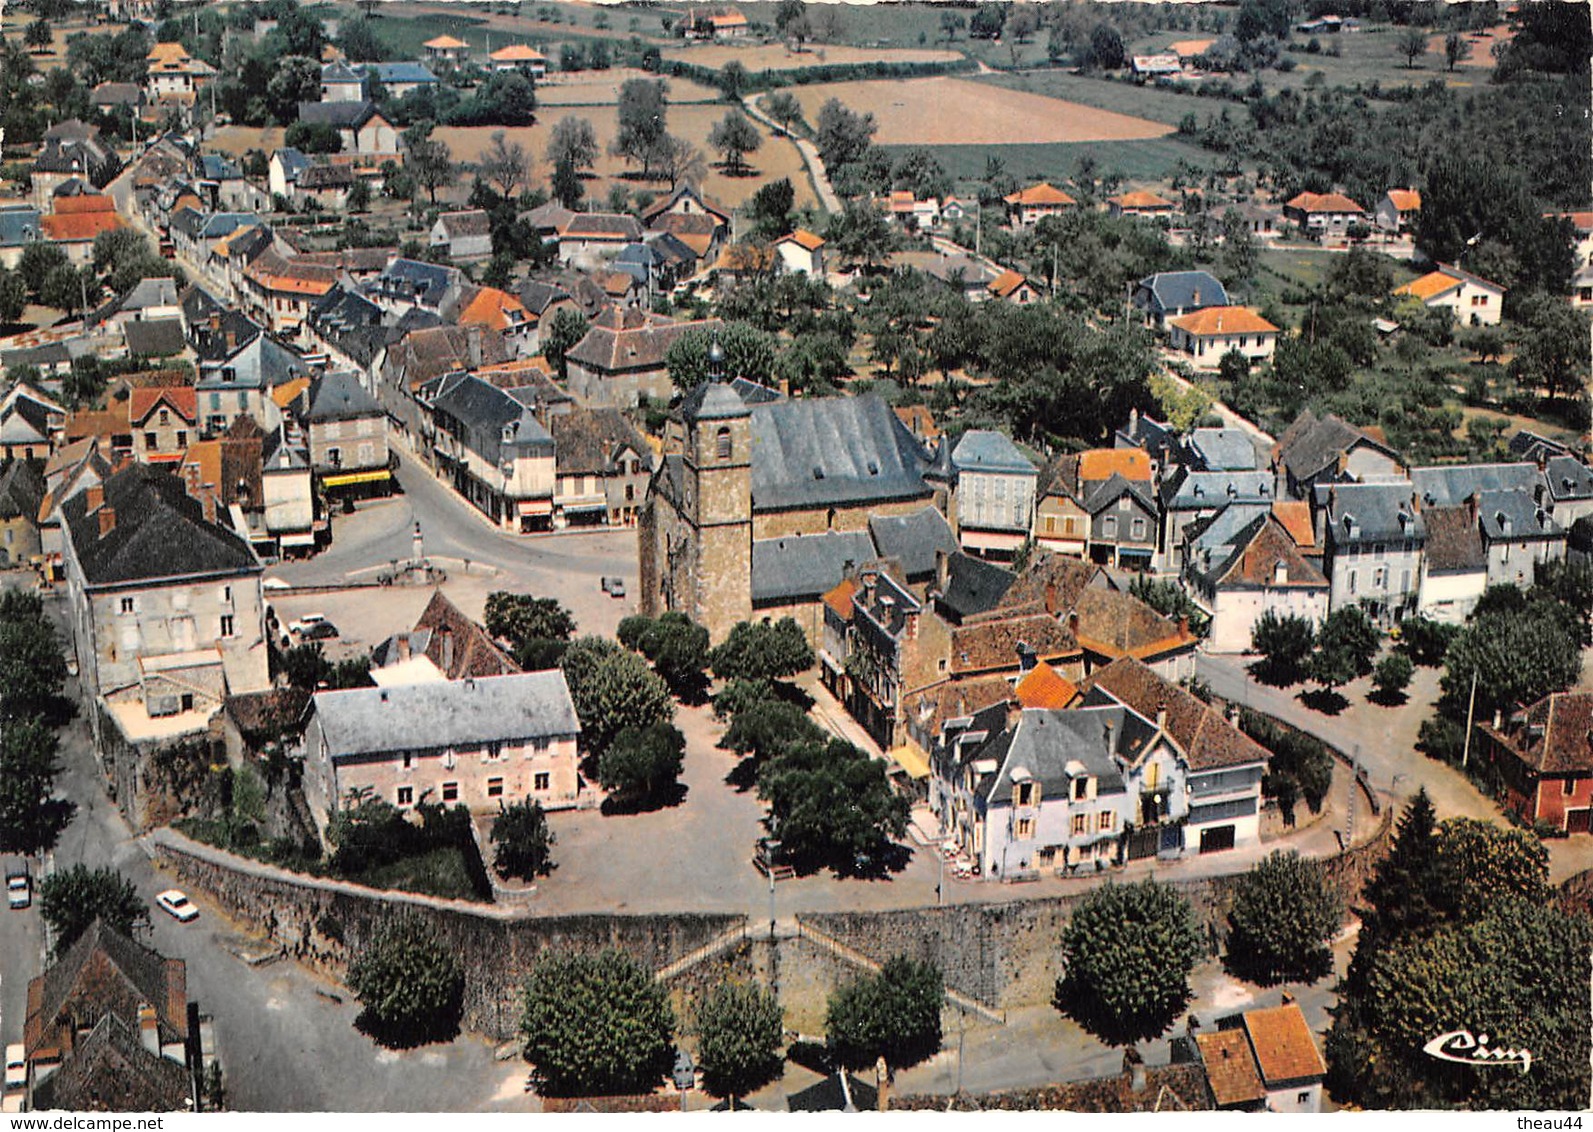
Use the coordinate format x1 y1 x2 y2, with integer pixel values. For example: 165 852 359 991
8 594 533 1112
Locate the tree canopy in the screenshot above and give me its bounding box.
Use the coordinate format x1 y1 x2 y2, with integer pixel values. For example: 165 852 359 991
560 637 674 756
1224 851 1342 986
825 956 943 1078
490 797 555 880
693 980 784 1106
347 915 465 1048
520 950 676 1097
1054 879 1202 1046
40 865 149 958
709 618 815 684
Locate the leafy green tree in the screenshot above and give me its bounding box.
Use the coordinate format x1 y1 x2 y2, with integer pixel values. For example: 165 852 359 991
405 127 455 205
708 111 761 176
520 950 676 1097
0 717 68 855
757 738 908 873
718 60 749 99
1335 900 1588 1110
1396 26 1429 69
1371 652 1414 702
762 91 803 135
1396 615 1458 666
559 637 673 756
665 321 777 391
551 153 583 210
26 19 52 51
490 797 555 880
1087 23 1125 69
609 77 669 177
822 201 895 270
265 55 322 124
542 308 589 380
1054 879 1202 1045
336 16 388 62
0 269 26 323
825 956 942 1089
0 594 66 721
1347 789 1443 984
1439 599 1581 719
284 121 342 153
1224 851 1342 986
1433 817 1548 922
547 116 600 173
40 865 149 957
17 242 67 300
968 3 1005 40
693 981 784 1108
1509 296 1590 402
347 915 465 1047
1312 606 1378 690
720 698 824 760
596 722 686 802
709 618 814 683
484 591 576 669
348 178 372 213
1442 31 1471 71
617 612 710 700
813 98 876 171
1249 610 1315 687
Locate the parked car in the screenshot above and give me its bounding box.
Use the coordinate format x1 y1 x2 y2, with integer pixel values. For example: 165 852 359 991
155 889 199 923
297 619 340 641
5 860 28 910
5 1043 25 1095
601 576 626 598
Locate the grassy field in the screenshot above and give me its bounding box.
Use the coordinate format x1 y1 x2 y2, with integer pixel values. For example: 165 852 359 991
537 68 722 105
435 102 816 211
975 70 1215 130
790 76 1172 147
663 40 962 73
884 135 1216 191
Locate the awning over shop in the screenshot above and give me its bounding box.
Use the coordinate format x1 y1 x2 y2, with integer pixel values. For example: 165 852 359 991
888 742 931 781
321 469 392 488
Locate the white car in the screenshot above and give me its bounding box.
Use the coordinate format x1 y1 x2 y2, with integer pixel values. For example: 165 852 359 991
155 890 199 923
4 1043 25 1095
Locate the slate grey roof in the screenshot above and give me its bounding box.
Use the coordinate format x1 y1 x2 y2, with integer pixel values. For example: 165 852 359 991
368 61 438 86
1184 502 1272 560
312 671 579 760
679 380 750 422
1114 411 1177 465
982 707 1130 805
372 258 458 309
750 530 874 605
548 407 648 477
1315 481 1424 547
191 309 266 363
272 147 312 183
321 60 365 84
1084 473 1158 517
197 331 307 392
0 460 45 521
297 99 377 128
1480 493 1560 542
868 506 957 582
122 317 186 358
1411 463 1544 508
517 280 572 315
748 394 932 512
1547 456 1593 503
1134 270 1229 315
937 552 1018 622
952 429 1036 476
63 463 259 587
1508 429 1571 464
0 206 41 247
303 370 380 423
431 374 552 466
729 376 782 404
1185 427 1257 471
1275 410 1395 485
299 163 355 190
95 277 180 324
1161 469 1273 510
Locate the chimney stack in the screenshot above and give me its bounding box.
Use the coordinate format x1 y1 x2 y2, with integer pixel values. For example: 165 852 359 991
224 329 236 352
1044 581 1059 615
397 634 411 663
98 505 117 538
200 490 217 525
87 484 104 511
466 325 483 369
138 1003 160 1055
1156 700 1167 731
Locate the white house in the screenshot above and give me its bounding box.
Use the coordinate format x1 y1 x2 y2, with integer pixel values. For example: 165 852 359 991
1375 188 1420 234
1165 306 1279 368
774 229 825 276
1392 264 1505 327
1187 513 1329 654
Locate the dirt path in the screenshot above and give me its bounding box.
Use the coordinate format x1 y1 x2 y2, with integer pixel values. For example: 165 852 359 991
745 93 842 215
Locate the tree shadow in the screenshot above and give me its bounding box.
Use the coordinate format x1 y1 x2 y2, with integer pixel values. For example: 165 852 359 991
724 755 761 793
1052 973 1191 1048
1298 687 1348 715
840 840 913 880
1247 659 1302 689
599 781 688 815
1366 687 1409 708
353 1002 463 1051
1221 942 1334 988
772 683 814 712
714 162 760 179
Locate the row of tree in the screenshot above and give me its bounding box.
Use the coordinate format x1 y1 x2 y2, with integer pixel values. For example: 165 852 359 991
0 590 71 856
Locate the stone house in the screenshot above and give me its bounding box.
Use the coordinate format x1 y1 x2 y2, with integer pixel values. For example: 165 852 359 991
841 565 954 750
1314 481 1424 622
320 60 369 102
424 372 555 531
1374 188 1421 234
1271 410 1403 500
127 387 197 467
564 312 720 409
1003 182 1076 229
950 430 1038 561
0 382 64 462
1132 270 1229 328
1198 1003 1326 1113
430 210 493 261
1186 513 1329 654
238 251 338 341
1084 475 1159 570
557 213 646 268
0 460 45 568
297 370 392 499
1412 463 1564 588
1033 475 1090 558
300 671 582 834
1159 468 1276 569
548 407 653 528
295 100 399 156
60 464 268 774
1393 264 1505 327
1415 504 1486 624
194 327 306 438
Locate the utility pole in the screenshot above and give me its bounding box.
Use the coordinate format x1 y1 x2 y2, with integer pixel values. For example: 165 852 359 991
1460 668 1478 770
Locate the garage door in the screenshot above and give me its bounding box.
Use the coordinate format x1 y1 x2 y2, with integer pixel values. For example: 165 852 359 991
1568 809 1591 835
1198 825 1236 854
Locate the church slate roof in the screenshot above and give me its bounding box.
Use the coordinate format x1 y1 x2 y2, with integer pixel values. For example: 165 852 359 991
748 393 932 512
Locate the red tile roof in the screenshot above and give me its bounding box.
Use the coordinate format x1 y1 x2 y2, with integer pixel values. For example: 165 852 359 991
1168 306 1279 337
1006 182 1076 207
1197 1030 1267 1107
41 211 123 242
1078 657 1270 771
127 386 197 426
1242 1004 1326 1086
1014 662 1078 709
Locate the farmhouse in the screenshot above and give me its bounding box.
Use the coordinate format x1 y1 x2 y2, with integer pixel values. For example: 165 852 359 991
1474 690 1593 835
1108 190 1176 219
1283 191 1366 237
430 209 493 260
1375 188 1421 234
489 44 548 77
774 229 825 277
